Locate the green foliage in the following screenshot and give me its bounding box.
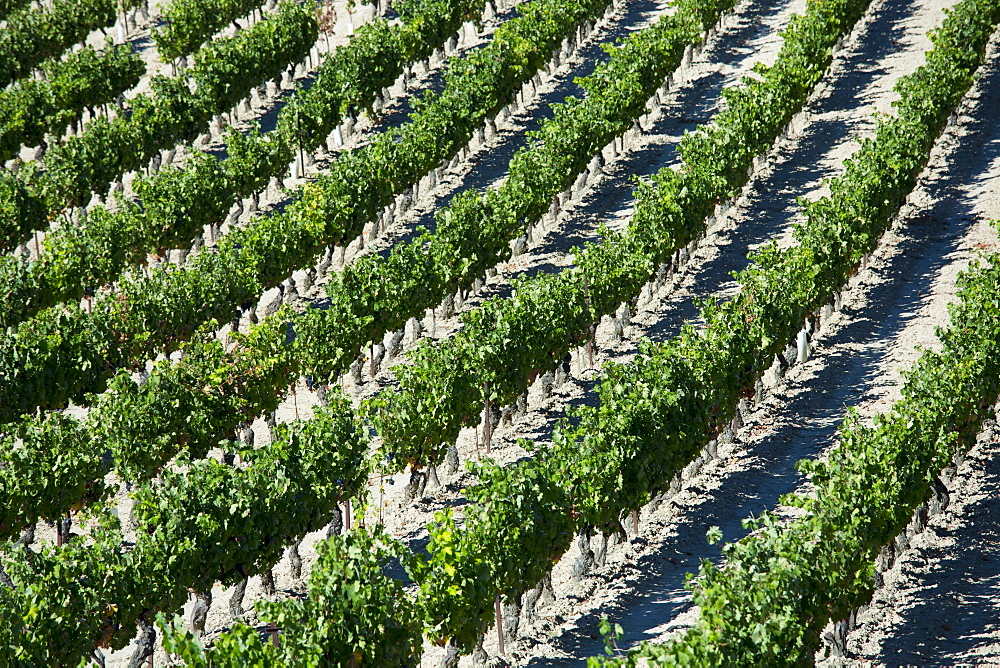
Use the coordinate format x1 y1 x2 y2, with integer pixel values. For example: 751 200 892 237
0 0 116 89
0 171 47 252
0 0 488 395
0 391 371 664
0 0 31 21
0 511 137 666
159 527 423 667
0 40 144 164
410 460 576 650
581 0 1000 663
302 1 700 413
154 0 268 61
0 411 109 540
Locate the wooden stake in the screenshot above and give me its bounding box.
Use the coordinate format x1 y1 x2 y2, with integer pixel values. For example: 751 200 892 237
292 384 299 420
495 594 505 655
483 382 492 454
583 274 593 369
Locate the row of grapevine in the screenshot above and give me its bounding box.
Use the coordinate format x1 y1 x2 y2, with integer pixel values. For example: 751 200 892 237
0 393 370 666
273 0 488 155
602 254 1000 660
5 0 992 665
0 0 486 328
586 4 1000 663
184 1 315 118
0 40 145 161
401 0 1000 654
0 0 127 88
0 0 610 424
154 0 268 61
294 0 719 404
0 0 316 240
0 0 752 660
157 527 424 666
0 0 594 538
362 0 872 474
4 0 712 532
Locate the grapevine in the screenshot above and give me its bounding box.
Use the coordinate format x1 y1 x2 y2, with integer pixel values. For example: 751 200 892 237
0 0 608 425
0 0 117 88
154 0 269 61
0 41 145 163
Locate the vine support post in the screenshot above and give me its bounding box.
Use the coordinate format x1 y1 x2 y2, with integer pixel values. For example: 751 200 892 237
296 109 305 178
631 508 639 536
292 383 299 420
583 273 593 369
33 231 39 259
797 319 810 364
483 381 492 454
495 593 505 655
345 499 351 530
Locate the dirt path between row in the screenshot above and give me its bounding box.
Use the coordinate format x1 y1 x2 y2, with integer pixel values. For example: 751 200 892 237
825 33 1000 665
530 15 1000 668
355 0 979 663
92 0 1000 663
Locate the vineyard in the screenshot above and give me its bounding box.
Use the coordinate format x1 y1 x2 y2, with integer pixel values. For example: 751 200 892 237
0 0 999 664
